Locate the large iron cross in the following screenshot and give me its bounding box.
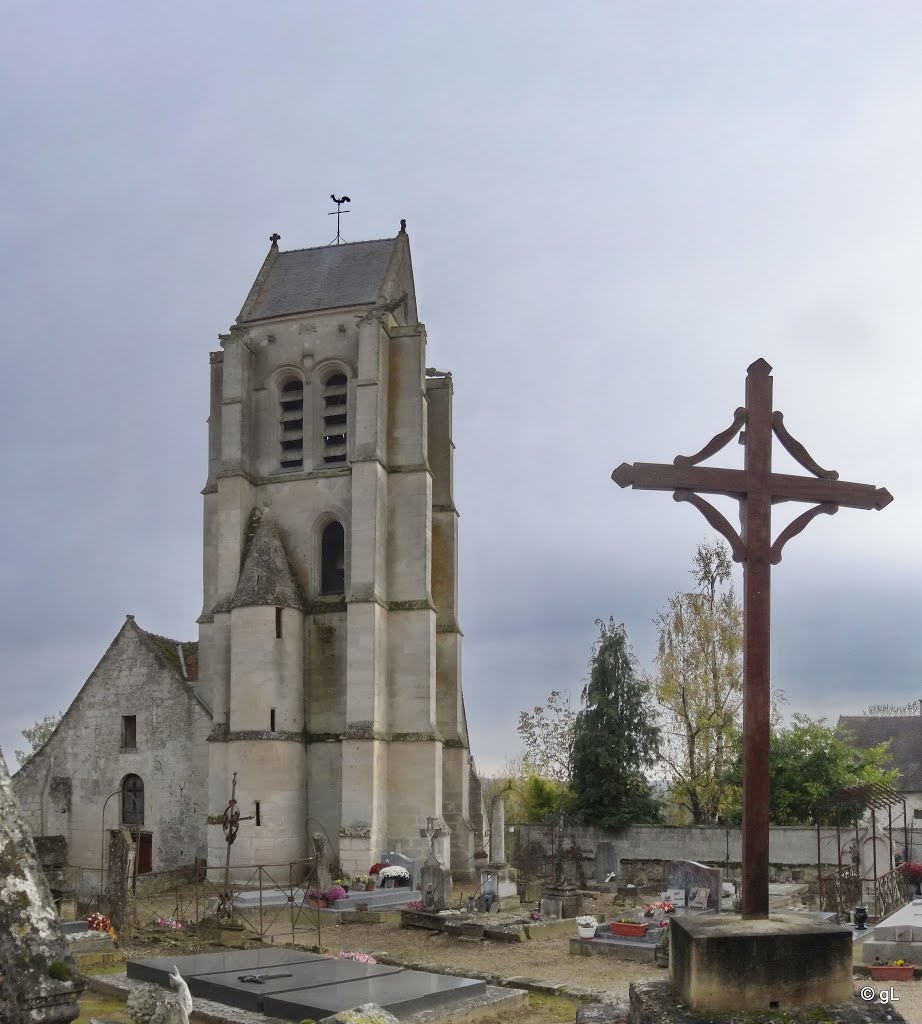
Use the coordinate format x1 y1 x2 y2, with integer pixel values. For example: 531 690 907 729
613 358 891 919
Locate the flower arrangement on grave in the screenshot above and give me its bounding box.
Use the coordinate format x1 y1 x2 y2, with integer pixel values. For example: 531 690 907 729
644 900 676 917
87 912 112 933
354 873 376 890
325 885 348 902
902 863 922 882
379 865 410 883
339 951 378 964
369 862 389 875
870 956 915 981
528 910 543 922
406 899 426 910
306 887 328 907
615 915 638 923
333 877 351 892
576 915 598 937
154 916 183 930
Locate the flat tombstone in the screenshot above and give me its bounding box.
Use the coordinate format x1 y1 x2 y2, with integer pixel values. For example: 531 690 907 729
595 842 618 880
263 969 486 1021
665 860 722 912
127 948 325 986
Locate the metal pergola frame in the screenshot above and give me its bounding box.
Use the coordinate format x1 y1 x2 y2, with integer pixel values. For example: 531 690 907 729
815 782 909 920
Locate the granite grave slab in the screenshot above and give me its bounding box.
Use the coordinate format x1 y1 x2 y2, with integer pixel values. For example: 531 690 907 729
186 959 405 1012
127 948 324 985
263 970 486 1021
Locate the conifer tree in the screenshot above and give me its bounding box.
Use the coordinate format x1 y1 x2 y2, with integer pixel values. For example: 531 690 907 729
571 619 660 829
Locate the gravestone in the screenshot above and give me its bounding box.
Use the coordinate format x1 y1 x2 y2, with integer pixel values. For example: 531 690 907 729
0 747 84 1024
595 841 618 881
662 888 686 907
418 818 452 910
377 850 417 890
480 795 518 910
664 860 722 912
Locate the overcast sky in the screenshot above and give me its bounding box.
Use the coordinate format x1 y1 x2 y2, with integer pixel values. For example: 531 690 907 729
3 2 922 775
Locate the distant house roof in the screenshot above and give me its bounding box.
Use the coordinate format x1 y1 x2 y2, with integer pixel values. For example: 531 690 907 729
237 236 409 323
837 715 922 792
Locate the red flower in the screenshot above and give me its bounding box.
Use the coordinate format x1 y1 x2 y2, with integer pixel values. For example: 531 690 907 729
369 862 389 875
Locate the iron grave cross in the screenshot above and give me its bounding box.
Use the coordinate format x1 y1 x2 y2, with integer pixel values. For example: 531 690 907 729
613 358 891 919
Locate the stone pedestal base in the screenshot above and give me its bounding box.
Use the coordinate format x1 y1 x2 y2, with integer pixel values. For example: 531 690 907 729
421 860 453 910
540 883 583 920
670 912 852 1011
481 866 519 911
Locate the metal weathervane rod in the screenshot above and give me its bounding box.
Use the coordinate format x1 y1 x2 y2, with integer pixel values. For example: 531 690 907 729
329 194 351 244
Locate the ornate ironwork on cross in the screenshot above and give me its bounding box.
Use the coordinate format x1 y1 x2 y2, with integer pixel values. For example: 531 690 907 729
612 358 891 919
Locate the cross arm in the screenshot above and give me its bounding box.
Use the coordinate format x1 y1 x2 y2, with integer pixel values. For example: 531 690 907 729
612 462 892 510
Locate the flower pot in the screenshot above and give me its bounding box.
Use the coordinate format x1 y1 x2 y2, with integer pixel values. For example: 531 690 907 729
366 883 376 891
610 922 648 938
307 897 329 909
384 879 394 889
870 965 914 981
578 925 597 939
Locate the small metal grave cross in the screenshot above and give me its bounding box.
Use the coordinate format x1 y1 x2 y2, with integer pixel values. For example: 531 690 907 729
613 358 892 918
217 771 254 919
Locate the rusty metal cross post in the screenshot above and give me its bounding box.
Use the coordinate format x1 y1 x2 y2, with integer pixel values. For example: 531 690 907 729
613 358 891 919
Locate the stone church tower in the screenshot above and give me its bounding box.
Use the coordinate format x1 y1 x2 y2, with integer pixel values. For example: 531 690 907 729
197 226 476 877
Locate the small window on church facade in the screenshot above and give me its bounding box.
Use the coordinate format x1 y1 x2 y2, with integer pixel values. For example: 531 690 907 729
321 521 346 594
279 378 304 470
122 774 144 826
275 607 283 639
321 373 348 465
122 715 137 750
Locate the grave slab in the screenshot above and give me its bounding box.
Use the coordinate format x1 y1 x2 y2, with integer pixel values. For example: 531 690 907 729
187 959 405 1012
127 948 324 985
264 970 486 1021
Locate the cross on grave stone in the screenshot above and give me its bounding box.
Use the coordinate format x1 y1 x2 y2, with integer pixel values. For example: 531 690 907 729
613 359 891 919
420 816 445 862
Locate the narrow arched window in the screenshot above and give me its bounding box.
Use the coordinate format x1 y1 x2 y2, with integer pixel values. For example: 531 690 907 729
279 377 304 470
122 774 144 826
321 521 345 594
321 373 348 465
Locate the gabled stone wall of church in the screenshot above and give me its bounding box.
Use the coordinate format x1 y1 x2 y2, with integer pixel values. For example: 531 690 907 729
12 619 210 886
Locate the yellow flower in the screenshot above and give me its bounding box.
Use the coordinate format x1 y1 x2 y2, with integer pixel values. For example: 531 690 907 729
895 960 905 966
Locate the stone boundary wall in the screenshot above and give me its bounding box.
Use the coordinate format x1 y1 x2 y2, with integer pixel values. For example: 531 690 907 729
513 823 905 885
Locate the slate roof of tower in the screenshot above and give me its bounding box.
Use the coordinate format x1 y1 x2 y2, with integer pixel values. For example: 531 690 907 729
238 237 399 322
837 715 922 791
222 513 305 611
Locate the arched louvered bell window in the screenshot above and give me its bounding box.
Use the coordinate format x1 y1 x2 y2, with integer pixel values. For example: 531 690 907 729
280 378 304 469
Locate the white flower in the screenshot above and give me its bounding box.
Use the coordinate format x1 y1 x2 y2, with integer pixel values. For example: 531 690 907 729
576 915 598 928
379 865 410 879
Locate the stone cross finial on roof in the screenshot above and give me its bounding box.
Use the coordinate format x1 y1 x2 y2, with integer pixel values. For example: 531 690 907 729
400 219 407 233
270 233 281 247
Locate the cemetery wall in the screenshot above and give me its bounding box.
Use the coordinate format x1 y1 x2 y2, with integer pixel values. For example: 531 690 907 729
514 823 898 885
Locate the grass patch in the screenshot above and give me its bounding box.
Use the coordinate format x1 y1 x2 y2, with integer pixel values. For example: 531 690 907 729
76 992 132 1023
522 993 580 1022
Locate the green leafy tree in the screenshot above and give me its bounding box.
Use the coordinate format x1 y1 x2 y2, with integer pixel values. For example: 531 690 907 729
520 775 575 822
570 619 660 830
722 714 898 825
15 712 63 766
651 541 743 823
516 690 576 786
